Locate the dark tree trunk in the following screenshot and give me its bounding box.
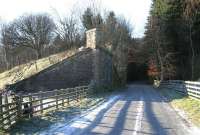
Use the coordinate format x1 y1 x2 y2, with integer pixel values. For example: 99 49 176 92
189 24 195 80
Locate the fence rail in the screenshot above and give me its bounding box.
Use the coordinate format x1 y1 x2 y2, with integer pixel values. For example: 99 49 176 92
160 80 200 100
0 85 90 130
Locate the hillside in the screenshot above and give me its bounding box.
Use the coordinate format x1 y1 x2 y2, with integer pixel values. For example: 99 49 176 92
0 48 79 90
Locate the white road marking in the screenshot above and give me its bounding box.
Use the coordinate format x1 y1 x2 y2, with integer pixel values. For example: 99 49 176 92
133 97 144 135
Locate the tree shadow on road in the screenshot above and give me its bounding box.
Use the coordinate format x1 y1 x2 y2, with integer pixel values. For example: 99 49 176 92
157 87 188 102
70 85 171 135
7 95 106 135
8 85 178 135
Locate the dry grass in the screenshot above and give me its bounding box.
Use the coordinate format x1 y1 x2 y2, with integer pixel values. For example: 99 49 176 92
159 88 200 127
0 48 79 90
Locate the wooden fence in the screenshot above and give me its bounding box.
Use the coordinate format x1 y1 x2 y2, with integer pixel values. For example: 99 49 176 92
160 80 200 100
0 85 90 130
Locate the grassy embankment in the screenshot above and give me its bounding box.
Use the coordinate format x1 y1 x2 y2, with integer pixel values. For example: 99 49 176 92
0 48 79 90
159 88 200 127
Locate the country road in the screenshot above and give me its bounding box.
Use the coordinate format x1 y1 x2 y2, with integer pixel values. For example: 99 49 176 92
41 84 194 135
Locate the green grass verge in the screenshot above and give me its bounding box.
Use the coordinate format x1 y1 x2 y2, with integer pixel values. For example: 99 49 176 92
159 88 200 127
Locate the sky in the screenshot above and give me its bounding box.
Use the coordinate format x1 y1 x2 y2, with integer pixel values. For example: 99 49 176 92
0 0 152 37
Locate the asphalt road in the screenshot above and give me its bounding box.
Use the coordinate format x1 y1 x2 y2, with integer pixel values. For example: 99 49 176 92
73 84 191 135
44 84 193 135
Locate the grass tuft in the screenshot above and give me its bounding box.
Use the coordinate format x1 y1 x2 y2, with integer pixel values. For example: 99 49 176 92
159 88 200 127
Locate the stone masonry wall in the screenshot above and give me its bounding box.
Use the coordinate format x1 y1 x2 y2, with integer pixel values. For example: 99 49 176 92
9 28 113 93
93 48 112 88
11 49 94 93
86 28 102 49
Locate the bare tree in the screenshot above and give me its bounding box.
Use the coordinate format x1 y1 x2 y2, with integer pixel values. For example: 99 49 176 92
148 16 176 81
56 11 82 49
103 14 133 85
183 0 200 80
0 24 16 69
12 14 56 59
0 14 56 71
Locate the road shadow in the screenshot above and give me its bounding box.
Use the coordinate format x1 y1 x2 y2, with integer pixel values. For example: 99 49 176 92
157 84 188 102
7 94 106 135
9 116 55 135
7 85 176 135
67 85 171 135
143 87 171 135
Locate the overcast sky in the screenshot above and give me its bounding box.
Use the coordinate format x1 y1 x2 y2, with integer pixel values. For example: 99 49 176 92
0 0 152 37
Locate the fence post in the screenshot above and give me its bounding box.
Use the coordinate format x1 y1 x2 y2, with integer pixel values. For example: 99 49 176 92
4 95 8 111
76 87 79 102
82 87 84 99
85 86 88 98
56 90 58 109
78 87 81 101
82 87 85 99
83 87 85 98
5 95 12 127
40 91 43 114
88 82 94 96
67 89 70 106
16 94 22 120
29 94 33 117
80 87 83 100
0 93 3 128
62 89 64 107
